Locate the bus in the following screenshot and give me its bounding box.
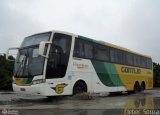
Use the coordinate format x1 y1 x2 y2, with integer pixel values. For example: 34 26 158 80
6 30 153 96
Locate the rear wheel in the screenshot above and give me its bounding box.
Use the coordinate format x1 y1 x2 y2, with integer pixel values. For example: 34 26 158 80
134 82 141 93
73 81 87 95
141 82 146 91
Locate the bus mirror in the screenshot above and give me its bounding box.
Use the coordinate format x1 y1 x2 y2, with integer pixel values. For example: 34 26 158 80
39 41 52 58
6 47 19 61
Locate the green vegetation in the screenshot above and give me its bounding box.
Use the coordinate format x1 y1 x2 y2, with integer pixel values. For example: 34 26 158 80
0 54 15 90
153 62 160 87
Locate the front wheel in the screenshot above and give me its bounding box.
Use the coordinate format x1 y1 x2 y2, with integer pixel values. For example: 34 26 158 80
73 81 87 95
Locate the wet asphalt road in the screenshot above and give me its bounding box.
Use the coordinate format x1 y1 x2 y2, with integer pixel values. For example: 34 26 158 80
0 88 160 115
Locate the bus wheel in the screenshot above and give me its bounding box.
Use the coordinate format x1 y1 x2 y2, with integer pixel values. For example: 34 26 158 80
73 81 87 95
134 82 141 93
141 82 145 91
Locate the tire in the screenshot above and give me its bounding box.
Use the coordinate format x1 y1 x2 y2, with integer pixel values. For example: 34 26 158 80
141 82 145 91
73 81 87 95
134 82 141 93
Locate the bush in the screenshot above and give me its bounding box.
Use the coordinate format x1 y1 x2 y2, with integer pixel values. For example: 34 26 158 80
0 55 14 90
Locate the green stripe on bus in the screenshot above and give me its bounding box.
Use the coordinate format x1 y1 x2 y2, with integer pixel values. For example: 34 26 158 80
91 61 124 87
22 78 33 84
104 63 124 86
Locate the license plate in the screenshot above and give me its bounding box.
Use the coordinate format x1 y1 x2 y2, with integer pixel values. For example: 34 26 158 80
20 88 26 91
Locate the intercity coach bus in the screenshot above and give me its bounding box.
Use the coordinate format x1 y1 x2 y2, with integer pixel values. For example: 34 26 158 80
6 30 153 96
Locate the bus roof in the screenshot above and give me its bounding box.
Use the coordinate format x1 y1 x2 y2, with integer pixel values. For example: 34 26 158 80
98 40 151 58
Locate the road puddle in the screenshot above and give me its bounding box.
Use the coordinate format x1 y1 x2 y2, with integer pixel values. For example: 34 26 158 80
0 89 160 115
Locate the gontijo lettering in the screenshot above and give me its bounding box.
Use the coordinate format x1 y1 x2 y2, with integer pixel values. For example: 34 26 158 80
121 67 141 74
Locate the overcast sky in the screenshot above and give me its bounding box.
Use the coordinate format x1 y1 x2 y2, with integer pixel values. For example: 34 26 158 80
0 0 160 63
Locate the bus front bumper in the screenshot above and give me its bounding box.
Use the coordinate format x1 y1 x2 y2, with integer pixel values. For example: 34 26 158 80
12 83 57 96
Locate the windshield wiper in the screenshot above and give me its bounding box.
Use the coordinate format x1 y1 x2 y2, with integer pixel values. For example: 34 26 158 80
15 55 26 77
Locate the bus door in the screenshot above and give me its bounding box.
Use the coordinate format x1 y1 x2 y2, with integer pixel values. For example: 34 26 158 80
46 33 72 79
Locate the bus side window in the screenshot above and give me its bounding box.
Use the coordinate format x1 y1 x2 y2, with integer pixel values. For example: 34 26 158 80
116 50 123 64
73 38 84 58
110 48 122 63
134 55 141 67
73 38 93 59
110 48 115 62
84 41 93 59
141 57 147 68
94 44 110 61
147 58 152 69
73 38 79 57
79 41 84 57
126 52 133 66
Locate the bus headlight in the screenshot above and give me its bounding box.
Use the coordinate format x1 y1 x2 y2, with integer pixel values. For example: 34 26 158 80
32 79 46 85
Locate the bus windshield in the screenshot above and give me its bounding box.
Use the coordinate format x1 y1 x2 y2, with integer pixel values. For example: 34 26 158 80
14 32 51 77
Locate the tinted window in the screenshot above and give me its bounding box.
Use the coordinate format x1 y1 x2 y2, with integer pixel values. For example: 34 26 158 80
46 33 72 79
147 58 152 69
126 53 133 65
94 44 110 61
134 55 141 67
21 32 51 47
110 48 115 62
73 37 152 69
84 41 93 59
73 38 93 59
116 50 123 64
73 38 84 57
110 48 123 64
141 57 147 68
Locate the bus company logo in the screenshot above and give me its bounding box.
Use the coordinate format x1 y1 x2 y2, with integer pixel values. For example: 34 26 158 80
52 83 68 94
121 67 141 74
73 62 89 69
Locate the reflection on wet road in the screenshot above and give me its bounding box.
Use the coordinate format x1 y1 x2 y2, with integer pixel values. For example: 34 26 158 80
0 88 160 115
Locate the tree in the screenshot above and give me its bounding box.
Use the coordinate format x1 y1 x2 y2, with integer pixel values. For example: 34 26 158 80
0 54 15 90
153 62 160 87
